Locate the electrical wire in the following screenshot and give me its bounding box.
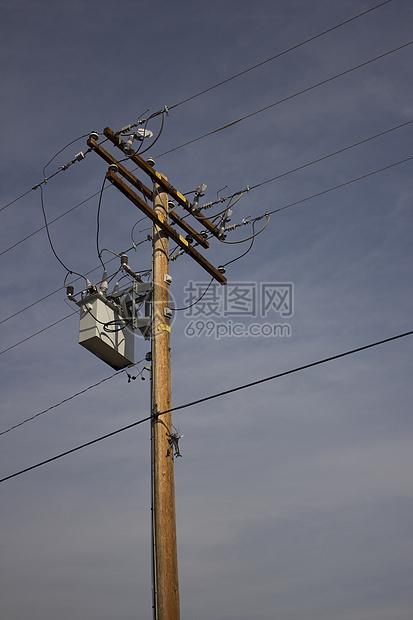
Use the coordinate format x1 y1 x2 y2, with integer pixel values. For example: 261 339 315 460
0 186 108 258
1 328 411 484
2 115 410 262
167 0 394 111
0 311 78 356
42 133 91 178
0 242 149 326
222 221 257 267
222 155 413 238
131 217 150 246
39 185 88 282
1 151 411 342
0 373 116 436
0 134 95 215
157 41 413 158
262 155 413 218
96 175 107 270
220 214 270 244
135 110 166 156
0 188 35 213
117 110 166 162
0 264 147 355
0 359 146 437
170 277 214 312
0 1 396 215
247 119 413 192
1 117 411 328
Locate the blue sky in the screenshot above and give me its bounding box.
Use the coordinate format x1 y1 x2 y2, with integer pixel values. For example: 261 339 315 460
1 1 413 619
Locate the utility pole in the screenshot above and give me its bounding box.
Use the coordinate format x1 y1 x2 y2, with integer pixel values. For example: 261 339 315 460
151 177 180 620
86 128 227 619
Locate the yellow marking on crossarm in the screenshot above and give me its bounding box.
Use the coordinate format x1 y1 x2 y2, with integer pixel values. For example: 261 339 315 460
158 323 171 333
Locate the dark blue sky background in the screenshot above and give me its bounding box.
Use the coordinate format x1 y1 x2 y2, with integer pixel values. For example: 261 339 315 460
1 1 412 619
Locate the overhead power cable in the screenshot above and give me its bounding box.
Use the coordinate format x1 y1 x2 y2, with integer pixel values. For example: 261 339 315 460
0 360 146 437
0 118 410 330
0 153 411 353
0 372 119 436
0 1 396 215
0 188 34 213
0 312 78 356
262 154 413 217
1 328 411 484
228 154 413 236
0 187 107 258
247 119 413 190
157 41 413 158
0 239 150 326
0 135 93 214
1 118 410 263
167 0 394 111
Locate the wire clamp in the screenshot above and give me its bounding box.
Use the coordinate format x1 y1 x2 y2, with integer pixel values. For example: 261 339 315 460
166 432 183 458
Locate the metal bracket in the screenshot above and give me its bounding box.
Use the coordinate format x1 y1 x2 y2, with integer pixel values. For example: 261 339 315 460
166 433 183 459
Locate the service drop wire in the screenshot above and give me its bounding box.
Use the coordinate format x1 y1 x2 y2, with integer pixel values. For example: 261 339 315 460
220 213 270 244
39 185 87 282
137 110 166 156
42 133 91 178
222 220 258 268
117 110 167 163
170 277 215 312
96 175 108 270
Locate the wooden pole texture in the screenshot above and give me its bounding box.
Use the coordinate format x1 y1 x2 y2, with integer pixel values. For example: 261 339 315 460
151 177 180 620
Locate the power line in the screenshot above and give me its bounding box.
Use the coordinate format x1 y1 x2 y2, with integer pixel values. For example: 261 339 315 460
0 359 146 437
39 185 84 276
248 119 413 192
0 188 105 258
0 240 150 326
0 372 119 436
263 155 413 217
227 154 413 236
1 117 410 265
0 188 34 213
0 2 394 216
0 312 78 356
157 41 413 158
1 328 411 484
0 136 94 214
167 0 394 111
0 153 411 353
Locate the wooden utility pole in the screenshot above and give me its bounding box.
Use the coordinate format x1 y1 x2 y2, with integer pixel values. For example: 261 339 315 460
151 177 180 620
87 128 227 618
